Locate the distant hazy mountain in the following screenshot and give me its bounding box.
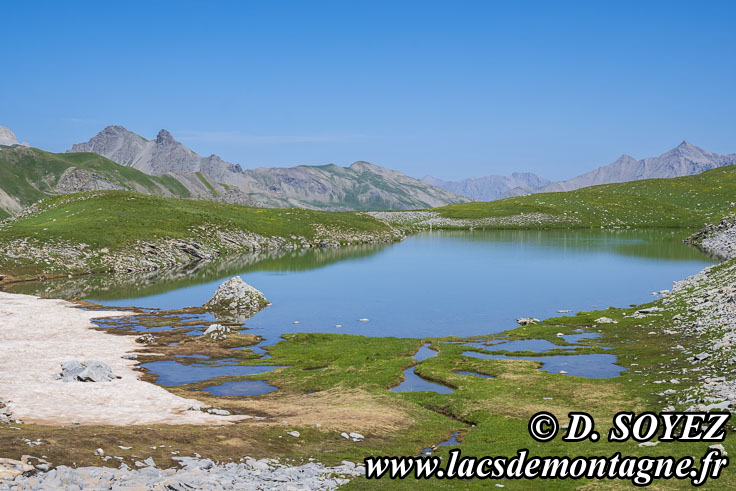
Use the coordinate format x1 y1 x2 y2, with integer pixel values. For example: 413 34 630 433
540 141 736 193
428 141 736 201
70 126 469 211
0 126 29 147
423 173 550 201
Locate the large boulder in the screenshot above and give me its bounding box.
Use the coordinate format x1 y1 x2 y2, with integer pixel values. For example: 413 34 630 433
204 276 269 322
58 360 120 382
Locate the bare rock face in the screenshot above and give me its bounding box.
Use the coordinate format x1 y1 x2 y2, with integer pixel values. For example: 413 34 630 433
204 276 269 322
54 168 125 193
0 126 29 147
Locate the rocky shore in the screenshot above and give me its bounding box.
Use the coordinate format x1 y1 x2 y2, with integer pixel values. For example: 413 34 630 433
652 216 736 413
366 210 578 229
3 456 365 489
686 212 736 260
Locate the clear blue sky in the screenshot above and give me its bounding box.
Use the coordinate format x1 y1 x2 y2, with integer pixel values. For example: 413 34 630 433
2 1 734 181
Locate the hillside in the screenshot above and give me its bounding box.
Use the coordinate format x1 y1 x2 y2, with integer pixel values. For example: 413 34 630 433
71 126 470 211
0 191 402 280
430 164 736 229
0 147 198 219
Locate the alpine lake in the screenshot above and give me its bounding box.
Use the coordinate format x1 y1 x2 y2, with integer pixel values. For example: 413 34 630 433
7 228 714 396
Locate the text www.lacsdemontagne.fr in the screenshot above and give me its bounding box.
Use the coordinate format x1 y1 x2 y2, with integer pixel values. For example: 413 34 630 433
364 449 727 486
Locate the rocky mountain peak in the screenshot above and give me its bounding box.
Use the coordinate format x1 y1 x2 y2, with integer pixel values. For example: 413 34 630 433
0 126 29 147
156 129 176 145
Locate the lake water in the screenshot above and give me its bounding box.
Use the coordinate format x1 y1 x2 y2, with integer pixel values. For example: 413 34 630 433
6 229 713 388
76 229 712 346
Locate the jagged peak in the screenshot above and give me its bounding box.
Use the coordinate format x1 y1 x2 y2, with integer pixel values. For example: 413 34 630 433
156 129 176 145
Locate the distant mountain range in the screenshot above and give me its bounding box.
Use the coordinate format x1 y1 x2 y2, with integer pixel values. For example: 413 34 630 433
69 126 469 211
2 122 735 219
425 141 736 201
539 141 736 193
423 173 550 201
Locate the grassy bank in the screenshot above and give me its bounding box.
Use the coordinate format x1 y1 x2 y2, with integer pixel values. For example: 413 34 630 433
0 191 401 281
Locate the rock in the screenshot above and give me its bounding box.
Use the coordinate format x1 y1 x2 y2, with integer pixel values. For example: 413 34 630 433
557 309 572 313
637 307 663 314
204 277 269 322
94 449 104 456
287 431 300 438
143 457 156 467
594 317 617 324
201 324 231 341
349 432 364 441
207 408 230 416
340 432 350 440
136 333 156 344
638 441 659 447
0 458 34 481
122 354 137 360
694 352 711 361
709 444 727 456
516 317 540 326
58 360 120 382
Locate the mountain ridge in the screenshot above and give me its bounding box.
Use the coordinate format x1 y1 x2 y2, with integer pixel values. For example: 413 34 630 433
69 126 470 211
427 141 736 201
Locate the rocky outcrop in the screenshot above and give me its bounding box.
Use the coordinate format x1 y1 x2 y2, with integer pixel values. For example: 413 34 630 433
54 167 125 193
204 277 269 322
0 126 29 147
69 126 470 210
685 212 736 260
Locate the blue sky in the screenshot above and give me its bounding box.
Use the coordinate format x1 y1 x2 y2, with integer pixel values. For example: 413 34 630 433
2 1 734 181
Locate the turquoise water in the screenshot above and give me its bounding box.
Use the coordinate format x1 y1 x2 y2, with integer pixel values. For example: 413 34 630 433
82 229 712 346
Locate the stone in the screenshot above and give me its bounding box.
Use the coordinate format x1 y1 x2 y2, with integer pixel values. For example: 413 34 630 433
709 444 727 456
204 277 269 322
58 360 120 383
94 449 104 456
206 408 230 416
201 324 231 341
516 317 540 326
637 307 663 314
287 431 300 438
594 317 617 324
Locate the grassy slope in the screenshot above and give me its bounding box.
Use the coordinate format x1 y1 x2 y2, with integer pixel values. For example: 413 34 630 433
0 147 191 212
0 191 394 248
434 165 736 228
